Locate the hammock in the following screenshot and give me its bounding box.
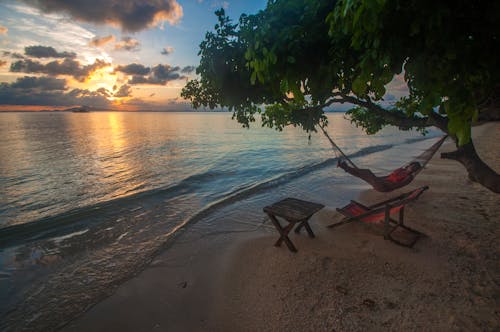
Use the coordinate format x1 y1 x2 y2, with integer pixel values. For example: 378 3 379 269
320 126 447 192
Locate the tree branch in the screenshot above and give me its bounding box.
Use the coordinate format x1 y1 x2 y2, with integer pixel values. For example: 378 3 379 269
339 94 449 131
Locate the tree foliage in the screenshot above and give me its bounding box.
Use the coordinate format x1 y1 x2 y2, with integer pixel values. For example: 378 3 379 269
329 0 499 144
182 0 499 142
181 0 500 191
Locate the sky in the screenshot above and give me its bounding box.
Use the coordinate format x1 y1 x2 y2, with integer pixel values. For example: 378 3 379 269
0 0 267 111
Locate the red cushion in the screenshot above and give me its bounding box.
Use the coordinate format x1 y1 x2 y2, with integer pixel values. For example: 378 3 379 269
340 202 402 223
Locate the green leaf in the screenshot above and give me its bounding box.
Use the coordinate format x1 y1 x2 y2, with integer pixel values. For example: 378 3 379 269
352 77 366 95
279 79 289 93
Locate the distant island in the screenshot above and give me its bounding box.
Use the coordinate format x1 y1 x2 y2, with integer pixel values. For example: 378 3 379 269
0 106 349 113
69 106 90 113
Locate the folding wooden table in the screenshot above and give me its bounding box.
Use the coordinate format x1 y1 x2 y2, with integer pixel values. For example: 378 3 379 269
263 198 324 252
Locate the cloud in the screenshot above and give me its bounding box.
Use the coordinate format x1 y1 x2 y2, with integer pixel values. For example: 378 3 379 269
0 60 7 67
0 76 111 108
181 65 196 74
10 76 67 90
114 63 187 85
95 87 111 98
0 25 7 35
21 0 183 32
24 45 77 59
127 64 184 85
114 84 132 98
384 94 396 101
8 4 113 64
161 46 174 55
115 63 150 76
114 37 140 52
3 51 25 59
10 58 110 81
384 73 409 103
116 96 191 111
89 35 115 47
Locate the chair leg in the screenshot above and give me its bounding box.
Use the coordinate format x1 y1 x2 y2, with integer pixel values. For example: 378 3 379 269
383 205 390 240
302 221 315 238
387 235 419 248
327 216 354 228
399 206 405 226
398 224 426 237
267 213 297 252
387 206 425 248
294 222 303 233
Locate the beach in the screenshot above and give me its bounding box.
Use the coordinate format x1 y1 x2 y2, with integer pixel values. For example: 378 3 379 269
62 122 499 331
1 112 442 332
1 1 497 331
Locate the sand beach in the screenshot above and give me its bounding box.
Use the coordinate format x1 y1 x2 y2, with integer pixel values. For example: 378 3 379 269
62 123 499 331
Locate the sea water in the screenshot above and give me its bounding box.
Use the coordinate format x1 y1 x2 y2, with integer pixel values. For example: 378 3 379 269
0 112 442 328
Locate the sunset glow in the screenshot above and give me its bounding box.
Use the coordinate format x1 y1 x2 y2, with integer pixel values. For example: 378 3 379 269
0 1 267 111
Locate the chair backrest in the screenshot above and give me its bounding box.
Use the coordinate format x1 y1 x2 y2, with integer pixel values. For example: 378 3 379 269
399 186 429 204
338 186 429 223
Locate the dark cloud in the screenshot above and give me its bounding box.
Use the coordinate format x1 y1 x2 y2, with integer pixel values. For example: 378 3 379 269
114 84 132 98
127 64 183 85
117 96 191 111
127 75 149 85
89 35 115 47
95 87 111 97
161 46 174 55
24 45 76 59
181 65 195 74
115 63 150 76
0 78 110 108
114 37 140 52
10 76 67 90
152 64 181 80
10 58 109 81
21 0 183 32
3 51 24 59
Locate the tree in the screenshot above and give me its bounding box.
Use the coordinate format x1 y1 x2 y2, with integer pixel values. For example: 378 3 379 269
182 0 500 193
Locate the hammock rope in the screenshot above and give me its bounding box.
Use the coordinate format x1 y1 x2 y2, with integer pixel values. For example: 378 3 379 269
319 125 358 169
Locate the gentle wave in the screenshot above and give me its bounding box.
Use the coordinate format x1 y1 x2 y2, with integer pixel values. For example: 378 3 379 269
0 142 397 248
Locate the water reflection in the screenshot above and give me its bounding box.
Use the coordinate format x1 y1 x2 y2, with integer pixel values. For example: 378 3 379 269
0 112 443 329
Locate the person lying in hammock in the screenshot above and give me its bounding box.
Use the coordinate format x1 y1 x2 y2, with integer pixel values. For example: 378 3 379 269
338 159 422 192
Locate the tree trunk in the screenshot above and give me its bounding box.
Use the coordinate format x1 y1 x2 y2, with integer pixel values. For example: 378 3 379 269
441 140 500 193
332 96 500 193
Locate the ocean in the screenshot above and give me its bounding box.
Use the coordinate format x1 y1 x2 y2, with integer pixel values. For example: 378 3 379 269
0 112 442 329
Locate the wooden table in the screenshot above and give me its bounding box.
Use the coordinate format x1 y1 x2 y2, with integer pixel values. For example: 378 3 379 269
263 198 324 252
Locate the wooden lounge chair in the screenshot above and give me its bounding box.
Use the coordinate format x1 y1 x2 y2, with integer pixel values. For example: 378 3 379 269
328 186 429 247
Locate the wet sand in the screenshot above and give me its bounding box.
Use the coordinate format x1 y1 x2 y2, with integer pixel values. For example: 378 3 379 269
64 123 499 331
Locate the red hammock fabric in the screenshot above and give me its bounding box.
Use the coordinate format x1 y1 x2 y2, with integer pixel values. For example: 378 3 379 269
386 167 413 183
337 161 419 192
330 135 448 192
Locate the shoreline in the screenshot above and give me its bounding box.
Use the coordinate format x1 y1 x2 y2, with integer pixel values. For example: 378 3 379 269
215 122 500 331
64 122 499 331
